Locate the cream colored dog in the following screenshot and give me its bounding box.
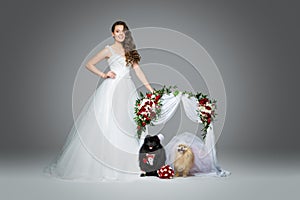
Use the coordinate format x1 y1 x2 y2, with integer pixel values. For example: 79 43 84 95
174 144 194 177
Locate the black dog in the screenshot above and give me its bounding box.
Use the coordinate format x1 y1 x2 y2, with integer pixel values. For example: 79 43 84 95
139 134 166 177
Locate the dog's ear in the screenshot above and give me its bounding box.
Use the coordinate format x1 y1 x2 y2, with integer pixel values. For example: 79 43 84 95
157 134 164 141
144 135 151 142
153 135 159 142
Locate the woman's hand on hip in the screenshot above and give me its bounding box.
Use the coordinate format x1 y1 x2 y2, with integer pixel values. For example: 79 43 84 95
106 71 116 79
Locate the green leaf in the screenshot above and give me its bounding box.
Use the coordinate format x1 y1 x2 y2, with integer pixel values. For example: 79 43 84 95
173 90 179 96
139 92 144 98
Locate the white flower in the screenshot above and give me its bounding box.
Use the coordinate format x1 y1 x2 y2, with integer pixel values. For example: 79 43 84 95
198 105 212 114
206 103 212 107
199 106 206 112
205 108 212 114
138 99 150 109
141 112 148 115
142 99 150 104
152 103 156 109
138 103 144 110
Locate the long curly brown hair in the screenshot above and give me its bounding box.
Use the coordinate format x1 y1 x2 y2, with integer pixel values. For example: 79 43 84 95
111 21 141 67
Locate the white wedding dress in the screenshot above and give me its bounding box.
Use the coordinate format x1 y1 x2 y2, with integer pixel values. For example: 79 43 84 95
43 45 147 181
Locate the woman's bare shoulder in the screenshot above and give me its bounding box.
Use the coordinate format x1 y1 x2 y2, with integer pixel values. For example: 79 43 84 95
95 45 111 59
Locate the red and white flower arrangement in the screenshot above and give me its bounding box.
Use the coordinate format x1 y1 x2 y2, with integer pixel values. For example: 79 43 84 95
157 165 174 179
134 91 162 140
195 93 217 140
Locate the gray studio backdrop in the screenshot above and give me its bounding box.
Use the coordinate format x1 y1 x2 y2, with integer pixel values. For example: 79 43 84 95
1 0 299 156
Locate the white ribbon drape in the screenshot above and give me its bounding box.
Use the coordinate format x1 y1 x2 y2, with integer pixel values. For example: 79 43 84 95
151 93 182 125
151 92 202 127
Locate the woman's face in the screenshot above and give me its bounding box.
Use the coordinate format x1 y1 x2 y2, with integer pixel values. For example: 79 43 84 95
112 25 125 42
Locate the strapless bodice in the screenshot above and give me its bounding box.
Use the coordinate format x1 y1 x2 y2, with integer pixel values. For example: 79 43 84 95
106 45 131 79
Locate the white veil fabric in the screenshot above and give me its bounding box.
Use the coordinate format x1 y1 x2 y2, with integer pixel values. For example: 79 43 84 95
151 92 230 177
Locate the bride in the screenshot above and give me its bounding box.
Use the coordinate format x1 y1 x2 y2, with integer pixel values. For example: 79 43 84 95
43 21 154 181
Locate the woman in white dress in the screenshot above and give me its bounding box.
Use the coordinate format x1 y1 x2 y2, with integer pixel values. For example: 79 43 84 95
43 21 154 181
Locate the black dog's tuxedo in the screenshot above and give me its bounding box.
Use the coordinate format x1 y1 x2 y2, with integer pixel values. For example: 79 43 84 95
139 135 166 177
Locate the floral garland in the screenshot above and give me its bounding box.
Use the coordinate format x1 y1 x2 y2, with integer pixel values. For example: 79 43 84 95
194 92 217 140
134 85 217 140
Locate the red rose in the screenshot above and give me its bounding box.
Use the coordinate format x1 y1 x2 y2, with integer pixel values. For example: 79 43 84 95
207 118 211 124
205 106 211 110
142 122 146 126
206 113 211 119
155 95 161 101
199 98 208 105
147 93 152 98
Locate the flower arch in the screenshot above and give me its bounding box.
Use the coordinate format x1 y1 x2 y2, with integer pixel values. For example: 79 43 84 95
134 85 216 141
134 86 230 177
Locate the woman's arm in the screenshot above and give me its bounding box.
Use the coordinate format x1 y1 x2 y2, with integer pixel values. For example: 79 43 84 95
85 47 116 79
132 62 154 93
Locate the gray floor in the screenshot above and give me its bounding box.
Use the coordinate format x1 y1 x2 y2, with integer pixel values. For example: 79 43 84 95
0 150 299 200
